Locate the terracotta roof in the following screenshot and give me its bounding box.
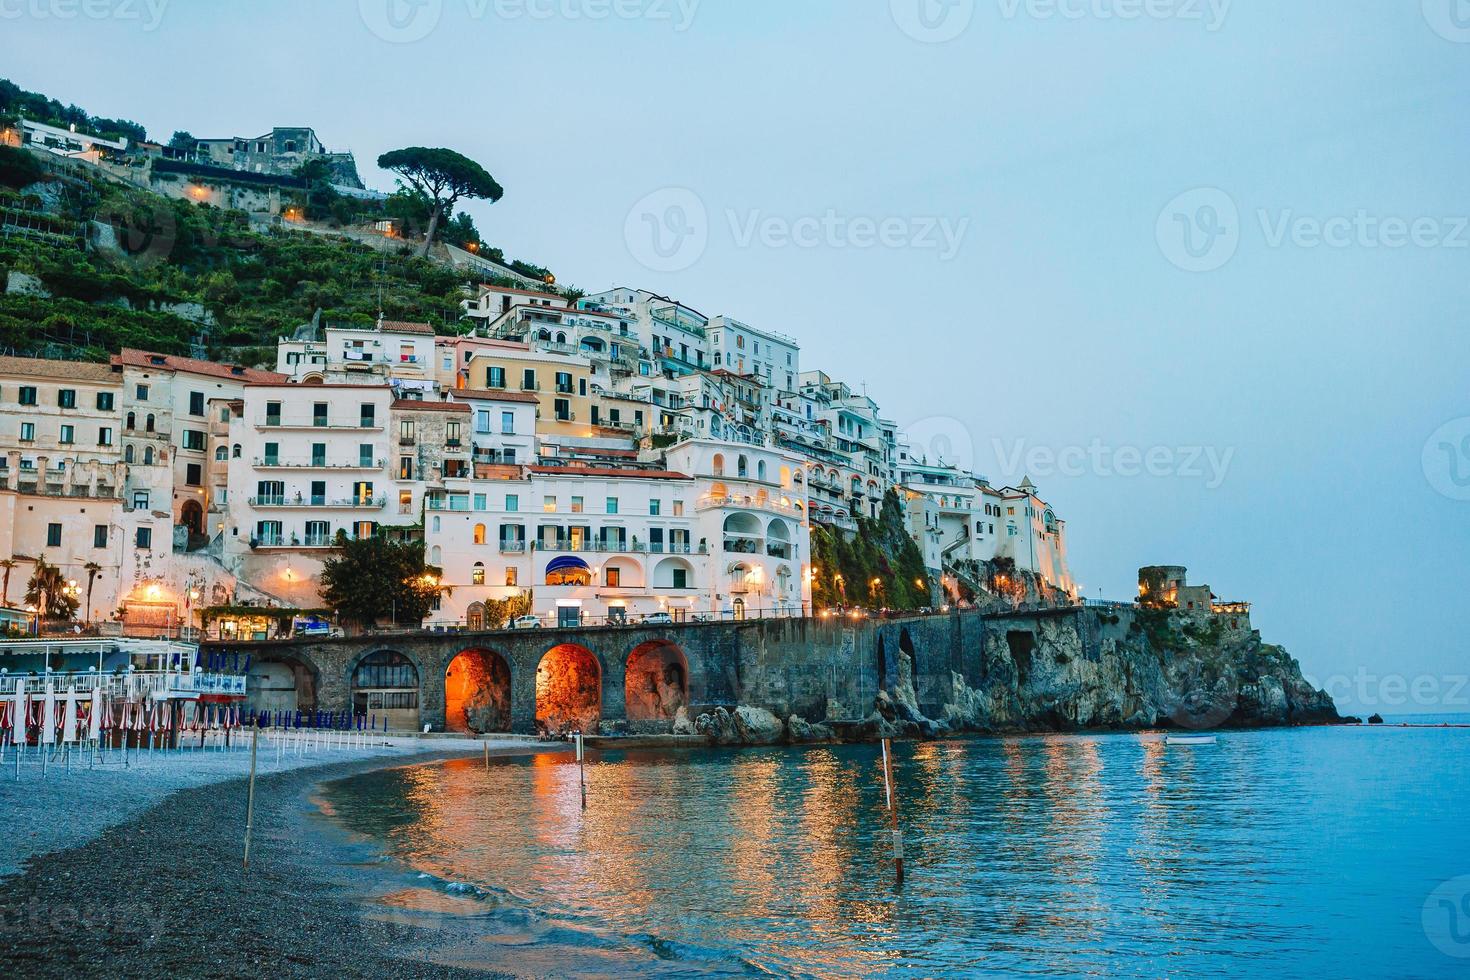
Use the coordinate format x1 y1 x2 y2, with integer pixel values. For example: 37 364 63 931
377 320 436 336
529 465 691 481
0 355 117 383
479 284 564 301
393 399 470 413
451 387 541 404
113 349 286 384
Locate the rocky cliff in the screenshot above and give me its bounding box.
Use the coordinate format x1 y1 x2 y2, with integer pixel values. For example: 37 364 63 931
688 606 1341 743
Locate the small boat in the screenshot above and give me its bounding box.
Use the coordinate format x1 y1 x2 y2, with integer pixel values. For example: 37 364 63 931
1165 734 1218 746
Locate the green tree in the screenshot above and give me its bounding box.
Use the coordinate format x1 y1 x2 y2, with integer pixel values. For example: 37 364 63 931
82 561 102 622
319 537 440 627
25 558 78 621
0 145 45 189
167 130 196 151
376 146 503 257
0 558 15 605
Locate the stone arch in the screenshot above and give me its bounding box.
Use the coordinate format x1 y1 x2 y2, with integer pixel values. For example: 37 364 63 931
535 643 601 735
350 649 421 731
601 555 644 588
445 648 512 734
466 601 487 631
180 499 203 536
653 556 695 589
624 640 688 726
246 653 319 717
712 452 725 476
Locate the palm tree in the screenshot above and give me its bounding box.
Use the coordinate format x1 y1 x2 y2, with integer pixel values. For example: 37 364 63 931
25 558 78 622
82 561 102 623
0 558 14 606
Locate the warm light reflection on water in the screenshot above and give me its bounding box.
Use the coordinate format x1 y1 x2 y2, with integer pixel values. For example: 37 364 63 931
318 729 1470 978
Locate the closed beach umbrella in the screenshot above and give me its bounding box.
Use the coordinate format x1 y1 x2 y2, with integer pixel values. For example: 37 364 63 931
11 678 24 745
62 687 78 743
88 688 103 742
41 684 56 745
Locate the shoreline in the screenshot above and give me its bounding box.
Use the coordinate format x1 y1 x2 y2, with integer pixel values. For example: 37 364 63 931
0 743 554 979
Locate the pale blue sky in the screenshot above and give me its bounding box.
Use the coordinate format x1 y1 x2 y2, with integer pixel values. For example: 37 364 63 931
8 0 1468 713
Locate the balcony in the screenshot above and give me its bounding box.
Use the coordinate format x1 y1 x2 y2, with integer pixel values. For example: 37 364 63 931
258 416 384 431
499 541 527 553
248 496 387 509
254 457 385 470
697 493 805 518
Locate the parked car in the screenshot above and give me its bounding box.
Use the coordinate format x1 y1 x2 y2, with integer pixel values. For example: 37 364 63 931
510 615 543 629
642 612 674 625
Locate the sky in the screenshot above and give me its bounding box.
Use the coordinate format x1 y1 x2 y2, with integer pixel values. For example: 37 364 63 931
6 0 1468 715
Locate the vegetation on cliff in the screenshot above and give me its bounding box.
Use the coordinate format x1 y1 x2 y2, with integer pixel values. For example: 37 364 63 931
811 490 932 610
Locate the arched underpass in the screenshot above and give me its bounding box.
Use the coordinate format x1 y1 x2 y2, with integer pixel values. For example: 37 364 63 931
535 643 601 736
624 639 688 728
445 648 512 734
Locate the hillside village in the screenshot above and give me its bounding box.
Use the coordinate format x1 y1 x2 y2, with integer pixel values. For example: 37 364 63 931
0 87 1085 638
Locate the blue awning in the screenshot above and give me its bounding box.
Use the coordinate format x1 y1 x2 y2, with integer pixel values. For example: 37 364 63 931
545 556 591 574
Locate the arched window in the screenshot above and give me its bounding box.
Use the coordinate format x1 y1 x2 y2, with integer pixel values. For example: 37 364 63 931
124 445 135 463
737 456 748 477
430 545 442 565
473 523 487 545
472 562 485 585
555 331 566 344
432 516 441 532
757 460 767 481
712 453 725 476
143 446 154 465
145 414 155 433
232 444 242 459
125 412 136 430
215 446 228 461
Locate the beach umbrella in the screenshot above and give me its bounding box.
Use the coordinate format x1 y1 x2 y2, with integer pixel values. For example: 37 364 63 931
62 687 78 743
40 684 56 746
88 688 103 743
11 678 24 746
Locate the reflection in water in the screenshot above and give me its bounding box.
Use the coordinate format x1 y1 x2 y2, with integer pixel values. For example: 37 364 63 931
318 729 1470 979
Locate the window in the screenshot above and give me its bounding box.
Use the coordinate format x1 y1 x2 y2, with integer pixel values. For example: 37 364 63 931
571 496 584 513
605 566 621 587
145 414 155 432
188 391 205 416
359 444 373 467
19 422 34 442
58 389 76 409
521 368 536 391
97 427 113 447
472 563 486 585
183 430 205 451
135 384 148 401
476 409 491 434
474 493 487 511
555 371 573 394
313 402 329 426
650 500 661 516
399 490 413 515
96 392 114 411
59 424 75 445
606 497 619 514
310 442 327 466
554 398 571 421
671 567 688 589
186 463 202 487
132 491 149 510
93 525 108 548
487 366 505 389
126 412 136 430
543 495 556 513
399 456 414 479
501 411 515 435
46 523 62 547
672 499 684 517
505 567 518 586
506 494 519 512
446 421 461 445
264 442 280 465
360 404 376 428
135 527 153 550
215 446 228 461
18 386 36 406
400 420 415 443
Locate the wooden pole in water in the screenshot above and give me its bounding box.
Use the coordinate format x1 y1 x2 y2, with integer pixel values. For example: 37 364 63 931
575 731 587 811
242 724 259 869
483 740 489 768
881 738 904 885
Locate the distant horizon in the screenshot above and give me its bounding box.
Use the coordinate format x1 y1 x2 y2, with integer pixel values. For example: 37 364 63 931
4 0 1467 720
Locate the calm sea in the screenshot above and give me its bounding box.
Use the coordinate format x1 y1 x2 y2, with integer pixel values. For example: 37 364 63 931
315 722 1470 979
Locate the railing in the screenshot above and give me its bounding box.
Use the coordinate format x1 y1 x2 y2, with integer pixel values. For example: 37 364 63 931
472 448 519 464
499 541 527 553
254 458 385 469
0 668 244 701
249 496 386 508
697 493 805 517
258 417 383 430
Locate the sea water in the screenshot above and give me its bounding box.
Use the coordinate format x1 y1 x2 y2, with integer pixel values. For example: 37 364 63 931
316 723 1470 978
